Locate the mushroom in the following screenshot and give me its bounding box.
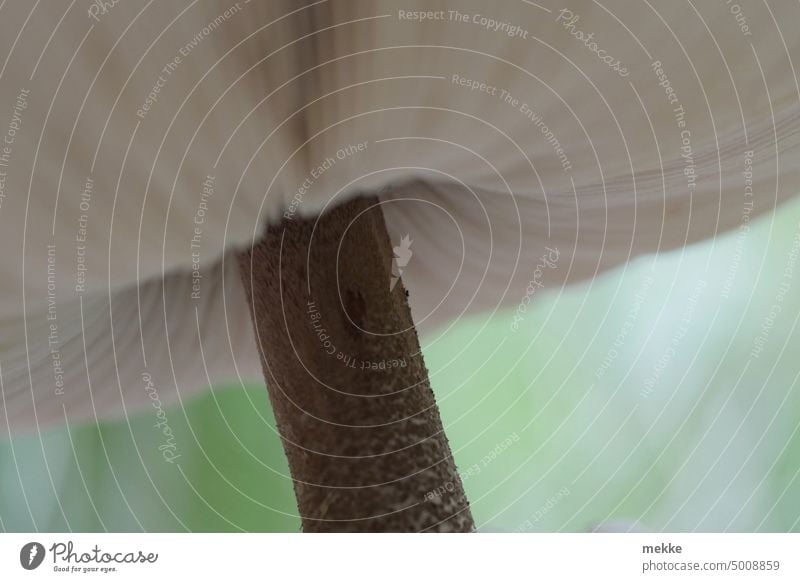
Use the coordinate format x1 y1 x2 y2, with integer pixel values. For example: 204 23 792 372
1 1 798 531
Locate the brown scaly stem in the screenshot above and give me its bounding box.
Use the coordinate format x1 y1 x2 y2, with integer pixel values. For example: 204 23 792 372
238 195 474 532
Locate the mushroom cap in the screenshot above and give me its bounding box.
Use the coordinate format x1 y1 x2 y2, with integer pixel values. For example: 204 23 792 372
2 1 799 431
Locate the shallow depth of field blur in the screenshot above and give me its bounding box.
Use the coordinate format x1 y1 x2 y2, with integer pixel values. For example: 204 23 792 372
2 199 800 532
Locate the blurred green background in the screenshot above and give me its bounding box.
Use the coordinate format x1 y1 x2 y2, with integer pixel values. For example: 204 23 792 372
2 199 799 532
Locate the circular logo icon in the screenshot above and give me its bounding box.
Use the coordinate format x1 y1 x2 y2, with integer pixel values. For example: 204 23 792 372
19 542 45 570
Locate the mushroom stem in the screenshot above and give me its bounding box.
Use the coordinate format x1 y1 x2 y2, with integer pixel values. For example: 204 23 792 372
238 195 474 532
